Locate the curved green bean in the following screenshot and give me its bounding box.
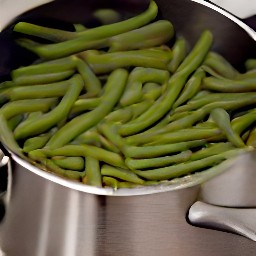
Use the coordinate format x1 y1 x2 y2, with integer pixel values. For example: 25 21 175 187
52 156 85 171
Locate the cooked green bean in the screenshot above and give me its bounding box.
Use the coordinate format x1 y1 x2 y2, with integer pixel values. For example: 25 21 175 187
247 126 256 147
7 114 24 131
52 156 85 171
109 20 174 52
102 176 119 189
0 98 57 119
85 156 102 187
125 150 192 170
82 50 170 74
168 37 188 73
245 59 256 71
173 68 205 109
118 30 213 136
11 56 76 78
70 98 101 115
14 0 158 43
14 74 83 140
190 142 234 161
74 57 102 95
133 148 251 181
44 144 126 169
210 108 245 147
120 67 169 106
202 51 239 79
123 140 207 158
202 76 256 92
7 80 70 100
142 82 162 101
101 164 144 184
46 69 128 148
12 70 74 85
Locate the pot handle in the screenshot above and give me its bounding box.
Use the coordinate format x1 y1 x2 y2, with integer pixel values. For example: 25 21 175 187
0 144 12 222
188 201 256 241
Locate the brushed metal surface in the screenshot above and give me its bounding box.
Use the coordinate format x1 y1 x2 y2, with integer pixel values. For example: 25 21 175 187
0 162 256 256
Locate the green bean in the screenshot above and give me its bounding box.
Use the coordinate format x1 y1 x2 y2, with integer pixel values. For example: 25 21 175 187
245 59 256 71
102 176 119 189
142 82 162 101
210 108 245 147
83 50 170 74
133 148 251 181
14 0 158 43
93 9 121 25
44 144 126 169
101 164 144 184
85 156 102 187
52 156 85 171
172 68 205 109
190 142 234 161
46 69 128 148
109 20 174 52
246 126 256 147
236 69 256 80
202 76 256 92
7 114 24 131
43 159 85 180
11 56 77 78
122 140 207 158
23 128 57 153
146 127 221 146
231 109 256 134
0 98 57 119
70 98 101 115
73 23 88 32
74 57 102 95
120 67 169 106
7 80 70 100
174 92 256 113
202 51 239 79
168 37 188 73
0 113 23 157
12 70 74 85
118 30 213 136
14 74 83 140
125 150 192 170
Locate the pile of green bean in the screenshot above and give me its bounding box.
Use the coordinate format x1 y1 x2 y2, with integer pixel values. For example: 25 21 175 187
0 0 256 189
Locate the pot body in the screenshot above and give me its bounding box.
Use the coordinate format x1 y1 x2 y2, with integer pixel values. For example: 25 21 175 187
0 161 256 256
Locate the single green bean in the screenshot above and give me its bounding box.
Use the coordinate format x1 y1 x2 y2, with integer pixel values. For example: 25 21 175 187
247 126 256 147
46 69 128 148
0 113 23 157
245 59 256 71
133 148 251 181
74 57 102 95
0 98 57 119
11 56 77 78
44 144 126 169
210 108 245 147
172 68 205 109
202 76 256 92
202 51 239 79
70 98 101 115
122 140 207 158
85 156 102 187
14 74 83 140
142 82 162 101
8 80 70 101
13 70 74 85
168 37 188 73
125 150 192 170
109 20 174 52
146 127 221 146
101 164 144 184
190 142 234 161
14 0 158 43
52 156 85 171
102 176 118 189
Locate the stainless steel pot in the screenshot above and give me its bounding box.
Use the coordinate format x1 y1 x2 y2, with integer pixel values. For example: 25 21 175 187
0 0 256 255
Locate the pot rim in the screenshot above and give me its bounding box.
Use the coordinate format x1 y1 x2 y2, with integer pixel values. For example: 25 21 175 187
3 0 256 196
